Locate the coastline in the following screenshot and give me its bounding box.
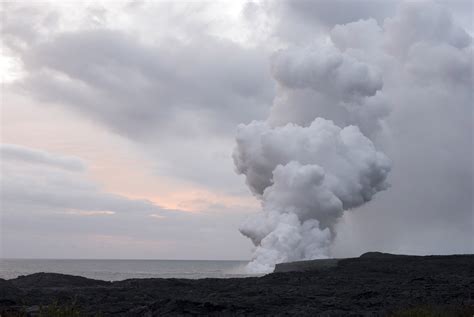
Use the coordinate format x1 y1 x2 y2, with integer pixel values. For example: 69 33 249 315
1 253 473 316
0 259 251 281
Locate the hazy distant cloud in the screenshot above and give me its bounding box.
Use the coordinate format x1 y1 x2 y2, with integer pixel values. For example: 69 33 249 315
0 3 47 47
2 205 254 259
1 147 254 260
1 143 85 171
383 1 471 58
252 0 397 45
328 1 473 255
1 144 161 214
282 0 398 27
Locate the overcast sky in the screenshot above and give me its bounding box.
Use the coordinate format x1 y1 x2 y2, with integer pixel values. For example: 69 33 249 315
1 0 472 260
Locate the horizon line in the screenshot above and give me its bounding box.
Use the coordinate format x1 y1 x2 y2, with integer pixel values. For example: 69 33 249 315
0 257 250 262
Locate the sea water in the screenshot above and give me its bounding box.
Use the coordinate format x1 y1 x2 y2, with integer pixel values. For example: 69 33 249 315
0 259 254 281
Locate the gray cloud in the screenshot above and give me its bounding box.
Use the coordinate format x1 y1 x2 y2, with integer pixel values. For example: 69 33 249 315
1 0 472 261
1 5 274 190
2 208 253 260
1 144 254 259
13 29 272 139
326 1 473 256
1 145 160 214
253 0 397 45
1 143 85 171
331 18 384 52
383 1 471 59
269 43 389 138
235 0 473 269
281 0 398 27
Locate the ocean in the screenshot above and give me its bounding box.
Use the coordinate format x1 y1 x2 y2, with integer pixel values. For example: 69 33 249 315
0 259 255 281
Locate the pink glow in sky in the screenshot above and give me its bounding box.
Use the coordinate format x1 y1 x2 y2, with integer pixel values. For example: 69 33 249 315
1 0 472 260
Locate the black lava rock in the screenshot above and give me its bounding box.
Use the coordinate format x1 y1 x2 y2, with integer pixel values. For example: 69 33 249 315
1 254 473 316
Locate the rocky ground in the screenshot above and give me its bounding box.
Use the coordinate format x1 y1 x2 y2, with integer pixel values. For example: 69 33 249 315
0 253 473 316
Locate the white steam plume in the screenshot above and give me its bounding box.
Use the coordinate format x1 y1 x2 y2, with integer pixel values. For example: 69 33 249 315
234 37 392 273
234 119 390 272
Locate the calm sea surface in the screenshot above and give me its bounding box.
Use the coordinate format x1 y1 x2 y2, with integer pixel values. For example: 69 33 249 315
0 259 255 281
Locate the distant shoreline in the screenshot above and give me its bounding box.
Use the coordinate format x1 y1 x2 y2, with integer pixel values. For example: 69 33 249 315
0 259 252 281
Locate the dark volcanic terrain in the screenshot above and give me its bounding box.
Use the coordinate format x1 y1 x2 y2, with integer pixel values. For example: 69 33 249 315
1 253 473 316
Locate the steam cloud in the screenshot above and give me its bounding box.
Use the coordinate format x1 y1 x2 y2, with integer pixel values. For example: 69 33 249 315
234 119 390 272
234 24 393 273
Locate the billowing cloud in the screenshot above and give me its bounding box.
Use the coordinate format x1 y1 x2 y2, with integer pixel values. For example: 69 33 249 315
234 119 390 200
234 119 390 271
270 43 389 137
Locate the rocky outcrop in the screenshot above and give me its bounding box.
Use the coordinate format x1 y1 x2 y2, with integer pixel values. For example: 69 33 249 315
11 272 111 289
0 279 23 306
274 258 341 273
273 252 414 273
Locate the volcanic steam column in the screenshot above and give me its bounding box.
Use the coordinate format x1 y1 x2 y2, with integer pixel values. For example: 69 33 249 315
233 43 392 273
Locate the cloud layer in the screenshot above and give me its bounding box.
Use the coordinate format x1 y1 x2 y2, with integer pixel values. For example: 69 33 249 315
1 144 253 259
1 0 472 261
